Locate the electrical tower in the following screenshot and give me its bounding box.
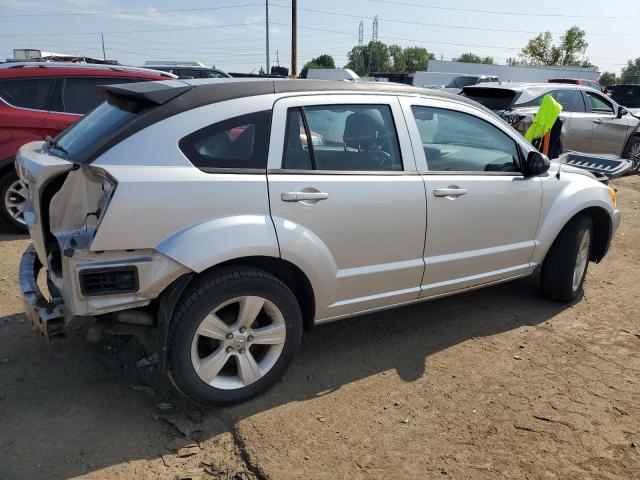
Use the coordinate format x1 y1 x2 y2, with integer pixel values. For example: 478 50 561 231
372 15 378 42
358 20 363 46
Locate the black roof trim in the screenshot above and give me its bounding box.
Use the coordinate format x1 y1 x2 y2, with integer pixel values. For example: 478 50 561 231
100 80 192 105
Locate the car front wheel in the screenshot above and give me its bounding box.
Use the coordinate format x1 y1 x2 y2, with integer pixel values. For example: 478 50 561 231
167 267 303 405
541 215 594 303
0 170 29 233
624 136 640 175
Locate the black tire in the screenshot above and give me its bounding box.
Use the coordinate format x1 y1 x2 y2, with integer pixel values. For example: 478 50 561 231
0 169 28 233
541 215 594 303
167 266 303 405
623 135 640 175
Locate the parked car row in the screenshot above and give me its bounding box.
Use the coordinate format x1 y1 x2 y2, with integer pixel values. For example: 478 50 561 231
462 82 640 173
16 79 620 405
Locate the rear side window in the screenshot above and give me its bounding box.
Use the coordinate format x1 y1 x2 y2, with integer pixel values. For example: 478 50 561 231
282 104 403 172
51 77 143 115
179 111 271 171
518 89 585 113
0 77 55 110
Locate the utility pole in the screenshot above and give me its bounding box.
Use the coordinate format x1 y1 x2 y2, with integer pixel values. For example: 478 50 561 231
291 0 297 78
358 20 363 46
101 33 106 61
265 0 270 74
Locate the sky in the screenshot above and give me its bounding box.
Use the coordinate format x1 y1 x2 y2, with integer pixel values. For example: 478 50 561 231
0 0 637 76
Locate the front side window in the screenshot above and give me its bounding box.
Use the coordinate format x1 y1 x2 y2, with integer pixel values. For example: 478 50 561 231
179 111 271 171
586 91 614 114
282 104 402 172
0 77 55 110
411 106 520 173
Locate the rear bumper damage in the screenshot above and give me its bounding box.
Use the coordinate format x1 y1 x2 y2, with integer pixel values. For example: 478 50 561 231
19 245 68 341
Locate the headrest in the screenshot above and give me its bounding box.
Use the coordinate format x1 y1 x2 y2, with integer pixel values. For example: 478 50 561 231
343 112 384 151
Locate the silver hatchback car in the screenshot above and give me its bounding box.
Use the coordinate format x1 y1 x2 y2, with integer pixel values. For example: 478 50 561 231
16 79 621 404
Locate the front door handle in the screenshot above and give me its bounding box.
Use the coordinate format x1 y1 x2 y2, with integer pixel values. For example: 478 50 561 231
281 191 329 202
433 187 467 198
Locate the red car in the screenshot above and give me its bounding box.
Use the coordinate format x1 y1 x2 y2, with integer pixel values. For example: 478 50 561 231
0 62 175 231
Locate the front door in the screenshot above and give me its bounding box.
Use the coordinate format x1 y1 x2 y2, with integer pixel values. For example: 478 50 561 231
267 95 427 320
400 97 543 298
583 90 631 155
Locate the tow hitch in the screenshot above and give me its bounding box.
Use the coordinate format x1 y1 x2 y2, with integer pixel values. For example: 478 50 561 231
19 245 68 341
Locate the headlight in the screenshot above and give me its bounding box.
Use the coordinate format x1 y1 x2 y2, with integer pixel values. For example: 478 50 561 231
608 187 617 209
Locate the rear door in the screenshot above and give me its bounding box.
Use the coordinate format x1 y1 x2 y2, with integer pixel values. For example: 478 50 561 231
547 88 589 152
267 94 427 320
400 97 542 297
583 90 630 155
0 76 56 151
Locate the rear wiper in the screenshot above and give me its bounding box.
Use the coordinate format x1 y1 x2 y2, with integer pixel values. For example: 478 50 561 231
45 135 68 155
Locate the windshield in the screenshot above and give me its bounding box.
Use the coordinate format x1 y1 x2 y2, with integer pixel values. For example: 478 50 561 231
54 96 145 161
461 88 520 111
446 76 479 88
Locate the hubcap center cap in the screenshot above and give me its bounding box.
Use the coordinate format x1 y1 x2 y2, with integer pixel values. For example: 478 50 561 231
233 334 247 350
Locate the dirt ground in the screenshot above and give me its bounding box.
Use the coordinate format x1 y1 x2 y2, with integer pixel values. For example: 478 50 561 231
1 177 639 480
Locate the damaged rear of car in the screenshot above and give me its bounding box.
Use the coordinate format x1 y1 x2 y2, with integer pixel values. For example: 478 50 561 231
16 80 192 340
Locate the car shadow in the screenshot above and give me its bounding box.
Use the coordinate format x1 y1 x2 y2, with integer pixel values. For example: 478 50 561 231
0 277 569 479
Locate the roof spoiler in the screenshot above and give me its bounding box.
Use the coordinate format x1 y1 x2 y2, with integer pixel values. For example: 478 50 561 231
98 80 192 105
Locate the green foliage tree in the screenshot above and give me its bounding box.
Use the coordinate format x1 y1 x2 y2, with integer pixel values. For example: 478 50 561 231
300 54 336 78
345 41 391 75
452 53 494 64
517 26 587 66
599 71 619 87
621 57 640 83
389 44 406 72
347 42 433 75
402 46 435 72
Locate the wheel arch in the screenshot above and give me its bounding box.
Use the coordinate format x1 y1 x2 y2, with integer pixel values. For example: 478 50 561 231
539 206 612 267
155 255 316 372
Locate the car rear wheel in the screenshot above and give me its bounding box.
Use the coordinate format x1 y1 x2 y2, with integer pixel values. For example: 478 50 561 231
167 266 303 405
624 136 640 174
541 215 593 303
0 169 29 233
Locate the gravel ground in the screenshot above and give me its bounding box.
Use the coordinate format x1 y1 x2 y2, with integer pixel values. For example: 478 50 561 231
0 177 639 480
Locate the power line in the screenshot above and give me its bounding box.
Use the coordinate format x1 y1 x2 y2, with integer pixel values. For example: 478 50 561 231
368 0 640 20
0 3 264 18
0 22 264 37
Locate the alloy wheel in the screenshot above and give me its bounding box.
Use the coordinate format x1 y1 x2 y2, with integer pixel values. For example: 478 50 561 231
629 142 640 173
572 229 591 292
190 295 286 390
4 178 28 226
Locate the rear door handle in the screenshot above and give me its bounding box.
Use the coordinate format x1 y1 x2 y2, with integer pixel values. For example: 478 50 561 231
433 188 467 198
593 119 603 124
281 191 329 202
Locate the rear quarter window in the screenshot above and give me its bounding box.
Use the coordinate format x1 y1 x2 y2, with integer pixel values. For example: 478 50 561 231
0 77 55 110
179 111 272 172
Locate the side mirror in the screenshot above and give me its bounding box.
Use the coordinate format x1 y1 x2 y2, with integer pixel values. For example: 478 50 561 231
523 151 550 177
617 106 628 118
